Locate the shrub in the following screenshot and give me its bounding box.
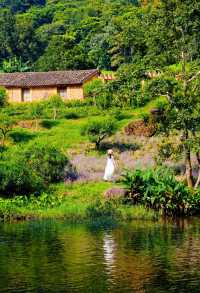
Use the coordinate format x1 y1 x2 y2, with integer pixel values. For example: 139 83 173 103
47 95 65 120
81 117 117 149
64 111 80 119
23 142 68 183
0 193 66 220
0 113 16 145
122 167 200 216
40 119 58 129
0 87 8 107
86 199 120 219
0 142 69 196
28 102 44 129
84 79 104 106
111 109 130 121
9 129 35 143
141 113 150 125
0 156 43 195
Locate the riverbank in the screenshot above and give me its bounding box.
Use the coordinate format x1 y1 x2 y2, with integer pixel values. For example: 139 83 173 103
0 182 157 222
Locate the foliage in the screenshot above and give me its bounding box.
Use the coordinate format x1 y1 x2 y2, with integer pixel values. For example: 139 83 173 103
146 61 200 188
0 192 65 220
0 142 69 196
84 79 104 105
0 56 31 72
122 167 200 216
0 153 43 195
0 86 8 107
29 102 44 129
23 142 69 183
0 0 198 72
39 119 58 129
86 199 120 219
0 113 15 145
82 117 117 149
47 95 65 120
64 111 80 120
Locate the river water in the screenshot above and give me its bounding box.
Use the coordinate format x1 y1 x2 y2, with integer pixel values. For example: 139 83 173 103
0 218 200 293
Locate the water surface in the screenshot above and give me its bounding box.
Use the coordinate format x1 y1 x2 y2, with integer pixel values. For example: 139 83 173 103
0 218 200 292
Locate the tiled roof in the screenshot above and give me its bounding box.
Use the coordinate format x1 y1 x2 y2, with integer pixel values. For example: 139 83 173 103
0 69 99 87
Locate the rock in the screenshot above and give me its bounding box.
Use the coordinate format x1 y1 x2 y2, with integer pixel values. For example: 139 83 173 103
104 187 127 199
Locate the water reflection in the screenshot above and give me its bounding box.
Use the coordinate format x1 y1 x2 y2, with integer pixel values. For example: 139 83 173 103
103 233 116 267
0 218 199 292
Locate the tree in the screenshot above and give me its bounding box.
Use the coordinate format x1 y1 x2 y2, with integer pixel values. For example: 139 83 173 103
148 57 200 188
0 113 15 146
47 95 64 120
0 56 31 73
82 118 117 149
29 103 43 130
0 9 18 63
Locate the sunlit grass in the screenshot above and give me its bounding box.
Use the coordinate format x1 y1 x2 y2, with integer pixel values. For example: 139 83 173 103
0 182 157 222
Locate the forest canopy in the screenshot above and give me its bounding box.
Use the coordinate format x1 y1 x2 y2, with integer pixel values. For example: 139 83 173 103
0 0 199 72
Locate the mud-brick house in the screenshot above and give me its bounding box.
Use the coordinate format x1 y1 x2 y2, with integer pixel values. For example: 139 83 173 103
0 69 99 103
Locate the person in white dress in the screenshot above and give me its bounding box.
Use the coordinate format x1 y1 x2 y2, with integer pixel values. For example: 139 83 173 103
103 149 116 181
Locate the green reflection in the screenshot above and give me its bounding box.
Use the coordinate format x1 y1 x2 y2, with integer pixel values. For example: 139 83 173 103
0 218 199 292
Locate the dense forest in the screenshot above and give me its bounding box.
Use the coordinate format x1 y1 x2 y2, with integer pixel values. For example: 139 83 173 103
0 0 199 72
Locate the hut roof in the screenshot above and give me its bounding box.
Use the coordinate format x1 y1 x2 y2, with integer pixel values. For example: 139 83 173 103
0 69 99 87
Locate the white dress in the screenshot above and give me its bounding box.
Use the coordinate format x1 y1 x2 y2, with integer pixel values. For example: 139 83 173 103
104 156 115 181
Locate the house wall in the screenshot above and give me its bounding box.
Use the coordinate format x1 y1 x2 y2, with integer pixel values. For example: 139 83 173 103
4 72 99 102
6 88 22 103
31 87 57 101
66 85 84 100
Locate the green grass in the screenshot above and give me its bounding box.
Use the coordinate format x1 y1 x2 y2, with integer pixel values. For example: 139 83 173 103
0 99 164 222
5 97 165 152
0 182 157 222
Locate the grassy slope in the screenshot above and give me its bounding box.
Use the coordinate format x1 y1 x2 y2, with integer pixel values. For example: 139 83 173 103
30 97 163 150
1 99 162 222
1 182 157 222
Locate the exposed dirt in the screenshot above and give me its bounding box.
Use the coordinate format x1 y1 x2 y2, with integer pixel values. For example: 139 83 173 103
125 119 156 137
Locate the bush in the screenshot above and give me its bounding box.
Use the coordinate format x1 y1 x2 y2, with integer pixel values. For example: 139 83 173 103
23 142 68 183
86 199 120 219
0 113 16 145
47 95 65 120
28 102 44 129
81 117 117 149
0 156 43 195
122 167 200 216
0 193 66 220
111 109 130 121
0 87 8 107
64 111 80 119
84 79 104 106
40 119 58 129
0 142 69 196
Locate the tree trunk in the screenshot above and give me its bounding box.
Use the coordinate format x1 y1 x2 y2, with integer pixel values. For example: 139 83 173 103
96 140 100 150
182 130 193 187
1 135 5 146
194 170 200 188
35 119 38 130
194 152 200 188
53 108 57 120
185 148 193 187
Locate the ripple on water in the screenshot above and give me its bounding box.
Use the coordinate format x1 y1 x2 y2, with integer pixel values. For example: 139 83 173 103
0 219 199 292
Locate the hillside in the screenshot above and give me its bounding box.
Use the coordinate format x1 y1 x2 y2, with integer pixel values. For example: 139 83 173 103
0 0 200 220
0 0 199 72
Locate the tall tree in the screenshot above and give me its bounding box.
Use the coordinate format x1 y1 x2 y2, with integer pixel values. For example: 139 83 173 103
0 9 18 63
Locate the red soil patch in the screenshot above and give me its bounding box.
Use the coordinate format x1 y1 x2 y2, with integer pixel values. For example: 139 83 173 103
125 119 156 137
